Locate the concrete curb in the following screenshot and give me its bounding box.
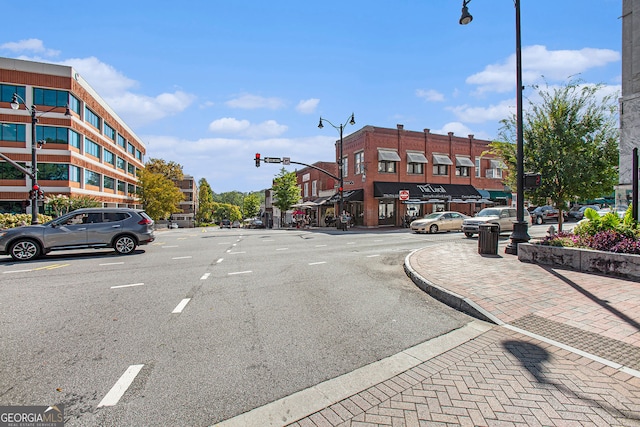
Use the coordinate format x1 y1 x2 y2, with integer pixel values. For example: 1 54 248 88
403 249 504 326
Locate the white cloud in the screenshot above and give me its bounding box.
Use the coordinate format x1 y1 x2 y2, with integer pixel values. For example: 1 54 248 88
467 45 620 95
106 90 195 128
226 94 286 110
0 39 60 57
208 118 288 138
60 56 138 96
416 89 445 102
296 98 320 114
447 99 515 123
431 122 492 141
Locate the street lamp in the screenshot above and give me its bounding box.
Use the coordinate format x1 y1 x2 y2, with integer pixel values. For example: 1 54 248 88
11 93 71 225
460 0 529 254
318 113 356 229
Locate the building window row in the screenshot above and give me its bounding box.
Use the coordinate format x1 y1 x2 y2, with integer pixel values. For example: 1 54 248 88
0 122 26 142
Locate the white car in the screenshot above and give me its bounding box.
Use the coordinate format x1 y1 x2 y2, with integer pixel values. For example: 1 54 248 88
462 207 532 238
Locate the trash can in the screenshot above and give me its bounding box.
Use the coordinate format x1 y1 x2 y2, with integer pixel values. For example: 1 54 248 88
478 223 499 255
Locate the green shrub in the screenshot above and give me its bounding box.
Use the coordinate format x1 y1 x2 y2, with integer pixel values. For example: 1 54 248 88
0 213 53 229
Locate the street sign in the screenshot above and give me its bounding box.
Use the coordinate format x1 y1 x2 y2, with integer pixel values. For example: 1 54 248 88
399 190 410 201
263 157 282 163
343 180 354 185
283 157 290 165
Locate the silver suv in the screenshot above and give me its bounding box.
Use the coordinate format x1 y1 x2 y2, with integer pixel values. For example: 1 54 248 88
0 208 155 261
462 206 532 238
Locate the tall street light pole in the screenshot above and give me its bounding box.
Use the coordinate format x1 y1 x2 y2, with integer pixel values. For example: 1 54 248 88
318 113 356 229
11 93 71 225
460 0 529 254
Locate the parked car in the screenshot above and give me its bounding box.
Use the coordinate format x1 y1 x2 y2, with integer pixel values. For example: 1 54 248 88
0 208 155 261
410 211 469 234
231 220 241 228
566 205 601 222
530 205 560 225
249 219 265 229
167 222 178 229
220 219 231 228
462 206 532 238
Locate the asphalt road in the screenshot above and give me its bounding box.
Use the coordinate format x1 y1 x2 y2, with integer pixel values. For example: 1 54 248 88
0 224 556 426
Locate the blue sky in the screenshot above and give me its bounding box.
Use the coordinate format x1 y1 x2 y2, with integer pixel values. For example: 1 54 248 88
1 0 621 193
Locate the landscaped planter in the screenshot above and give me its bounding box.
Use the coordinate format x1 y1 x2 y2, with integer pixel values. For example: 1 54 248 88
518 243 640 281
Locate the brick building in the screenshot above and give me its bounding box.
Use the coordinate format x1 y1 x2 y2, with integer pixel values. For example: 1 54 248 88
297 124 510 228
0 57 145 215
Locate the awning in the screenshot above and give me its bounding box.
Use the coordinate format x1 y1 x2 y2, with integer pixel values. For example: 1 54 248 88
455 156 475 167
489 159 505 169
477 189 491 199
312 196 331 205
432 154 453 165
488 190 512 200
378 150 401 161
406 152 428 164
373 182 481 201
326 189 364 203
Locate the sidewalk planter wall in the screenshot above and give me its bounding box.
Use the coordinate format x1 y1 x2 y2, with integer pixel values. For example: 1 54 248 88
518 243 640 280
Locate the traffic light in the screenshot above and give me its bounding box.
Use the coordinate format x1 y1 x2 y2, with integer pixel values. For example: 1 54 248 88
255 153 261 167
524 173 542 189
38 189 44 199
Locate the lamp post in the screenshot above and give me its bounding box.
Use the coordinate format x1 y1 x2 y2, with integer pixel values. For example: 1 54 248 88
460 0 529 254
318 113 356 229
11 93 71 225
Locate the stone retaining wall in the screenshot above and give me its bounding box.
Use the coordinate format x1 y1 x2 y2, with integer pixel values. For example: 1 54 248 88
518 243 640 280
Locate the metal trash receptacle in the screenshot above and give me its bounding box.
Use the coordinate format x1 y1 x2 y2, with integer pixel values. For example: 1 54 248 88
478 223 499 255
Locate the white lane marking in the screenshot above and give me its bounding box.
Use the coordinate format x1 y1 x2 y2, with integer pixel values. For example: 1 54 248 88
218 242 232 245
347 242 356 245
99 262 125 266
366 254 381 258
110 283 144 289
97 364 144 407
232 243 237 247
172 298 191 313
228 271 252 275
308 262 327 266
3 269 32 274
276 248 289 251
216 258 224 263
374 239 384 242
228 251 246 254
162 245 179 248
177 237 187 240
200 273 211 280
172 256 192 260
262 239 274 242
315 244 327 247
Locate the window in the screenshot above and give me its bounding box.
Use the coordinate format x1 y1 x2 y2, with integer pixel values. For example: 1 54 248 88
128 183 136 195
85 139 101 159
68 94 81 115
103 176 115 190
475 157 481 178
117 134 126 149
486 159 504 179
127 142 135 155
104 123 115 140
33 88 68 107
342 156 348 178
304 182 309 197
378 150 400 173
455 156 474 177
85 107 101 129
136 149 142 161
432 154 452 176
104 149 115 166
69 165 81 183
85 170 101 187
36 126 68 144
312 180 317 197
117 180 126 193
354 151 364 175
117 157 126 171
0 161 26 179
407 152 427 175
127 163 135 175
0 123 26 142
1 84 25 103
69 130 81 149
38 163 69 180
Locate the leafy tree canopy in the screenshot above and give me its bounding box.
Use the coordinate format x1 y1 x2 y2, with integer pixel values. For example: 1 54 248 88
489 78 619 231
145 158 184 181
196 178 215 224
272 168 300 223
137 169 184 220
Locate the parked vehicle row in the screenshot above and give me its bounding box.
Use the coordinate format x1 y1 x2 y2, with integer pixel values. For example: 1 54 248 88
462 207 532 237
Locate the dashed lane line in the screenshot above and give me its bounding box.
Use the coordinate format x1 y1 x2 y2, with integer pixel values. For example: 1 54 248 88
228 271 252 275
308 261 327 266
110 283 144 289
97 364 144 408
200 273 211 280
172 298 191 313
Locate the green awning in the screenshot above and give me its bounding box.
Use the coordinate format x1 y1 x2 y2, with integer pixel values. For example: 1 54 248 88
488 190 512 200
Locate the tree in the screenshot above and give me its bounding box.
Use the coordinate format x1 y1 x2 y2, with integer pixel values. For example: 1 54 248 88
197 178 215 224
211 202 242 223
213 190 244 206
491 79 619 231
145 158 184 181
45 194 101 217
272 168 300 225
137 169 184 220
243 193 261 219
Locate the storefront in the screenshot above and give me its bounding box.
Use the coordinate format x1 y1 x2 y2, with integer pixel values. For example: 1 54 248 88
326 189 364 226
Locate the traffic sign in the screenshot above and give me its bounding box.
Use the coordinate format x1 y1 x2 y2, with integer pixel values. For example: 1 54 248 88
399 190 410 201
283 157 290 165
263 157 282 163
